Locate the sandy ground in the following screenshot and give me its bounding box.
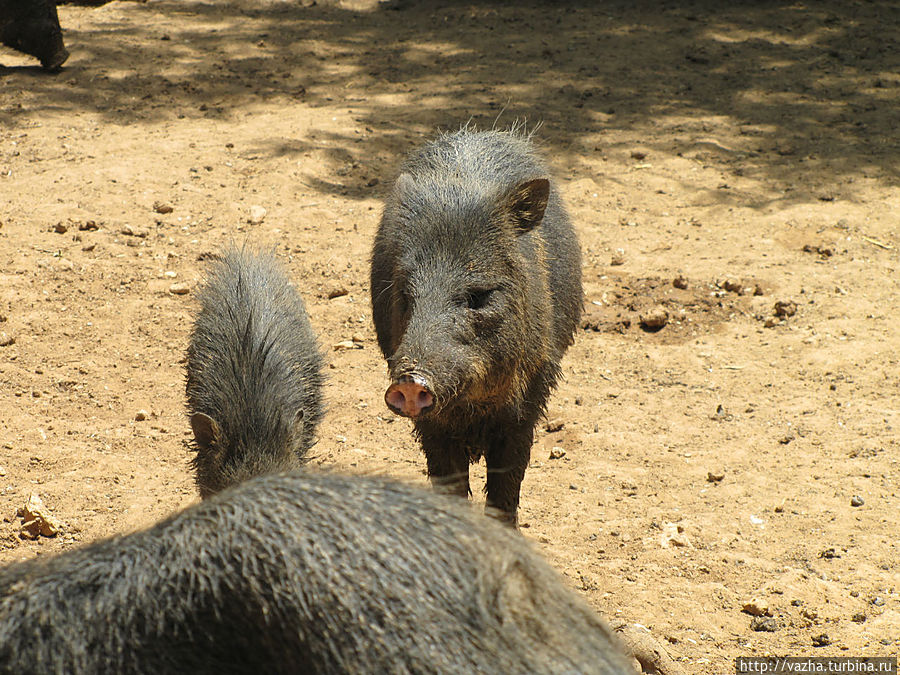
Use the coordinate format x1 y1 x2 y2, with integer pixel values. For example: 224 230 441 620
1 0 898 671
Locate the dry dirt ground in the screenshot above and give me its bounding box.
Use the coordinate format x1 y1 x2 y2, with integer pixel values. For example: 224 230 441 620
1 0 898 671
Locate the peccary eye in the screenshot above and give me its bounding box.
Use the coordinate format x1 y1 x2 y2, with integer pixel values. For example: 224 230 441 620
465 288 495 310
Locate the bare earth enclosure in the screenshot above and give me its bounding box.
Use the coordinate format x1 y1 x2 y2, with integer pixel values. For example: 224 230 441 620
1 1 898 672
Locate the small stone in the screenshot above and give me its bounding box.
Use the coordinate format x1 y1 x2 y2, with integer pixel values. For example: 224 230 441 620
53 222 67 234
549 447 566 459
169 283 190 295
673 276 688 289
544 418 564 432
326 286 349 300
707 471 725 483
121 225 148 238
82 243 96 252
0 466 6 476
610 249 626 266
811 634 831 647
852 612 866 623
630 150 647 160
333 340 363 351
79 220 99 231
750 617 778 632
774 300 797 318
850 495 864 507
871 596 885 607
134 410 149 421
639 307 668 329
764 316 779 328
0 332 14 347
164 271 177 278
18 494 62 538
742 599 771 617
248 205 267 225
153 201 174 214
721 278 743 293
778 434 795 445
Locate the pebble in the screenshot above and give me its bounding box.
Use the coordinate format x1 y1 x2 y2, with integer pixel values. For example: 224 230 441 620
153 201 174 214
135 410 149 421
852 612 867 623
17 494 63 538
707 471 725 483
53 222 68 234
850 495 864 507
0 332 14 347
544 418 564 432
721 278 743 293
742 599 771 617
248 205 267 225
169 283 190 295
811 634 831 647
79 220 99 231
326 286 349 300
673 276 688 289
774 300 797 318
549 447 566 459
610 249 626 266
333 340 363 351
639 307 668 329
750 617 778 632
763 316 779 328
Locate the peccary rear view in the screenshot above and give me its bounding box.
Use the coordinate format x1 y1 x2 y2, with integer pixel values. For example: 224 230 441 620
371 127 582 525
186 248 324 498
0 0 68 69
0 471 632 674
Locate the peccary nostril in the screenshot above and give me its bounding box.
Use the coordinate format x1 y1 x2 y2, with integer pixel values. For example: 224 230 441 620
385 375 434 418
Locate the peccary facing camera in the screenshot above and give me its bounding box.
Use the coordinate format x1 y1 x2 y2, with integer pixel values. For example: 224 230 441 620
0 0 68 69
371 127 582 525
186 248 324 498
0 471 632 674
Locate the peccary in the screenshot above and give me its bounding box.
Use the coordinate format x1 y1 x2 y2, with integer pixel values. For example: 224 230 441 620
0 471 632 674
186 248 324 498
0 0 68 69
370 127 582 525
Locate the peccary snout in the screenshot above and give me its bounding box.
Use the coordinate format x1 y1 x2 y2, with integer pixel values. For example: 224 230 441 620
385 373 435 418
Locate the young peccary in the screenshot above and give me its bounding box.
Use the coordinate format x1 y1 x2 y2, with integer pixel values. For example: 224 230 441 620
370 127 582 525
0 471 632 674
186 248 324 498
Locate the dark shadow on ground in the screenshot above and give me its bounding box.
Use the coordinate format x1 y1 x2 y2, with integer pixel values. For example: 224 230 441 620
1 0 897 197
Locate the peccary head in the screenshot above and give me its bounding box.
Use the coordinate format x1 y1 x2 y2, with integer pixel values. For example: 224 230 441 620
372 173 554 420
0 0 69 70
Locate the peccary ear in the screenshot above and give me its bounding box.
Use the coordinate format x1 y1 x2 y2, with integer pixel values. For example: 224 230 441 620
504 178 550 233
190 413 221 450
393 173 416 198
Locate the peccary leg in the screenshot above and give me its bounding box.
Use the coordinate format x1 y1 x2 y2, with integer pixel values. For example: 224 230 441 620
484 420 535 527
420 429 471 499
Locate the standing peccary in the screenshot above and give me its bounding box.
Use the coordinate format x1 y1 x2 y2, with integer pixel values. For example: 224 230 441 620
0 471 632 674
370 127 582 525
0 0 68 69
186 248 324 498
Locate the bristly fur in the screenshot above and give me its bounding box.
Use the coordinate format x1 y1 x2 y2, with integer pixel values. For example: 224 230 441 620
186 247 324 498
371 127 582 524
0 471 631 673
